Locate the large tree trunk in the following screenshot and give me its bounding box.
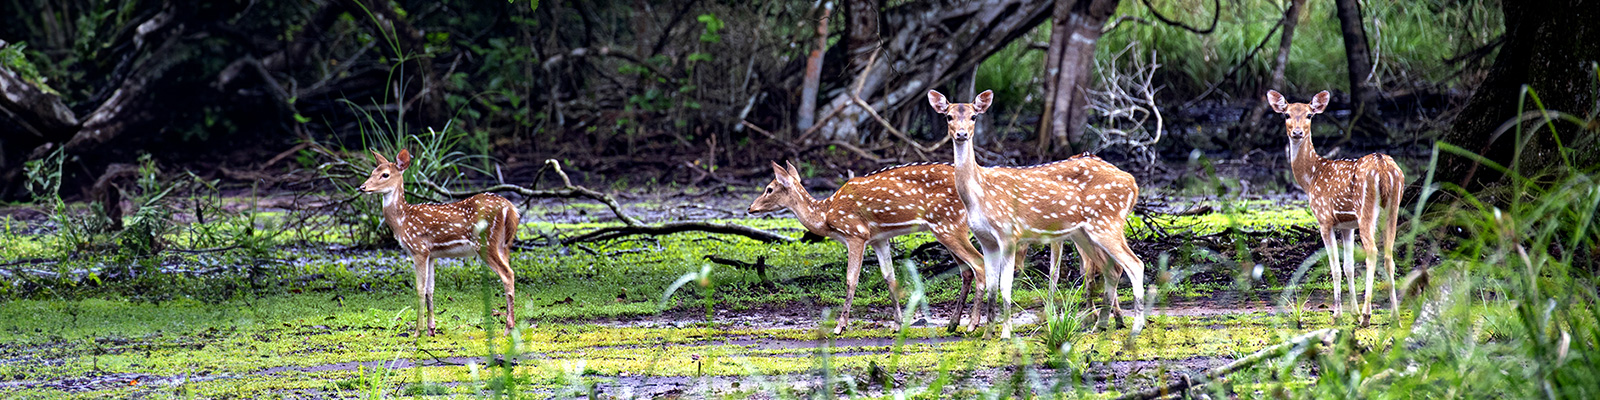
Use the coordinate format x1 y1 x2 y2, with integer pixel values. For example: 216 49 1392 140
1268 0 1306 92
1436 0 1600 191
811 0 1052 142
1036 0 1121 156
1334 0 1381 135
797 2 833 131
845 0 882 73
1245 0 1306 130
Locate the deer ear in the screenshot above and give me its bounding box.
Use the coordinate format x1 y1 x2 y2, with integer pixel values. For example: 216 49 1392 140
1310 91 1331 114
771 161 793 188
1266 90 1289 114
927 90 950 114
973 90 994 114
396 149 413 170
784 161 802 181
372 150 391 165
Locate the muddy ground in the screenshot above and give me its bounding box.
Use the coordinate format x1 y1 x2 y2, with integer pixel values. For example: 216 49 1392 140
0 158 1418 398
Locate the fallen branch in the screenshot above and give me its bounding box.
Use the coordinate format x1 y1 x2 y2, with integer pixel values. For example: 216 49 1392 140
563 221 795 245
1115 328 1339 400
418 159 643 227
704 255 770 285
416 159 794 246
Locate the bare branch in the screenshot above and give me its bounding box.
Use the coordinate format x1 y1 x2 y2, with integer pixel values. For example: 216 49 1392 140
1137 0 1220 35
1086 44 1165 168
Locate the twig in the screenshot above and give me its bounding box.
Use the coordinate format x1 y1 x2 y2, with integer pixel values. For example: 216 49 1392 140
844 48 947 157
1138 0 1220 35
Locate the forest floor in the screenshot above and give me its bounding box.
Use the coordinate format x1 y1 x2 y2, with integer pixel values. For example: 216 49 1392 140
0 167 1425 398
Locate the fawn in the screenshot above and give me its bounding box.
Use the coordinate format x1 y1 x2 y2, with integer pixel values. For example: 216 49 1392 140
359 149 521 336
930 89 1147 338
1267 90 1404 325
748 161 994 334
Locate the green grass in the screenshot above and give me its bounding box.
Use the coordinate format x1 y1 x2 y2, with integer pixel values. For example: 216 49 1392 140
0 197 1347 398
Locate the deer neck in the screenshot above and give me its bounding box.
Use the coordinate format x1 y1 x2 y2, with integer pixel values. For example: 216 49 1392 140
380 184 410 233
951 139 986 214
787 190 831 236
1287 136 1324 189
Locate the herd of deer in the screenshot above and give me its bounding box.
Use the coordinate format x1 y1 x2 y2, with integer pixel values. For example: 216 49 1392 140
358 90 1406 338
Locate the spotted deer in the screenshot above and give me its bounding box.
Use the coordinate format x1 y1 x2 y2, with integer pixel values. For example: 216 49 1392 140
1267 90 1404 325
748 161 1009 334
929 89 1147 338
359 149 521 336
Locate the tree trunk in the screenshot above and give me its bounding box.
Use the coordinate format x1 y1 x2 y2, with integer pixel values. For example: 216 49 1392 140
811 0 1053 142
1334 0 1380 136
1246 0 1306 130
846 0 882 73
1436 0 1600 191
797 2 833 132
1037 0 1121 156
1269 0 1306 92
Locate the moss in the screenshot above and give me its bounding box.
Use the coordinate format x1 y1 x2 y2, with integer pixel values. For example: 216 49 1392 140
0 198 1400 397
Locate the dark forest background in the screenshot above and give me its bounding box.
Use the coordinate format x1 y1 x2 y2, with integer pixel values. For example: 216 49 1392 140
1 0 1595 202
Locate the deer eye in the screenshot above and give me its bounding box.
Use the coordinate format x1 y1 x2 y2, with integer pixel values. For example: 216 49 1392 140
381 173 390 179
765 186 773 194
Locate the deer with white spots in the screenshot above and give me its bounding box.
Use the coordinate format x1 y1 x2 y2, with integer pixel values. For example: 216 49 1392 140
359 149 521 336
929 89 1147 338
1267 90 1405 326
749 161 1010 334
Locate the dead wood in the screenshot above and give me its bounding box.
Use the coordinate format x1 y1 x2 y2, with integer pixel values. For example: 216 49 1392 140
418 159 794 245
704 255 771 285
562 221 795 245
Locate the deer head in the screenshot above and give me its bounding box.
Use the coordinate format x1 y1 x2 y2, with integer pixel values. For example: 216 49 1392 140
1266 90 1329 141
359 149 412 194
748 161 804 214
928 90 993 142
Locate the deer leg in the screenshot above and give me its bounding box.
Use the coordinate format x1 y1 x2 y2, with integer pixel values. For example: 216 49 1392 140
1072 243 1098 329
977 238 1005 339
486 248 518 336
425 260 439 336
1341 229 1358 317
836 239 867 335
1100 231 1147 335
1384 196 1402 319
871 241 905 331
998 243 1019 339
1359 208 1381 327
1048 241 1063 303
1318 226 1341 321
931 229 984 333
953 265 974 332
410 254 431 336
